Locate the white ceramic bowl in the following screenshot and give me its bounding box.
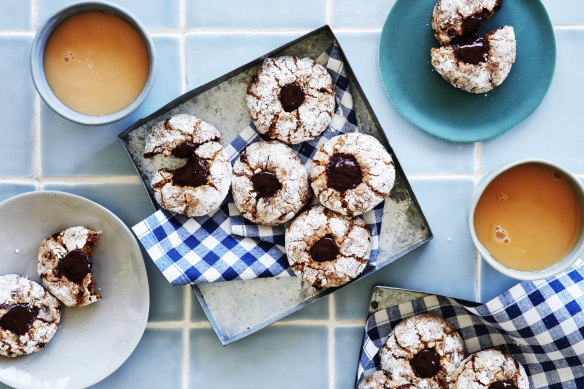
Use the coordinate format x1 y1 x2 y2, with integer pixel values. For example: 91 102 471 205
468 159 584 281
30 1 156 125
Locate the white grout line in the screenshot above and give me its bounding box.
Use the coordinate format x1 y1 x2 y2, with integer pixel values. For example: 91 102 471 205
326 0 334 26
475 251 483 302
182 286 191 389
328 293 336 389
145 318 366 329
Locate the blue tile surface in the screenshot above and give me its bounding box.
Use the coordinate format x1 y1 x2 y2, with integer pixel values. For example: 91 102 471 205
335 32 476 175
0 36 35 177
186 34 299 89
333 0 395 27
190 326 329 389
335 326 365 389
186 0 326 28
43 184 184 322
0 0 31 29
90 329 183 389
37 0 180 29
541 0 584 25
482 30 584 174
0 183 35 202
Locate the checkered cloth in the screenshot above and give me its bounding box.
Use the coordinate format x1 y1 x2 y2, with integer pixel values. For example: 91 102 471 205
132 43 385 285
357 259 584 389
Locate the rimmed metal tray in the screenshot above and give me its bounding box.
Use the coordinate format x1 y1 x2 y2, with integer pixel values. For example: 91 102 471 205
119 25 432 345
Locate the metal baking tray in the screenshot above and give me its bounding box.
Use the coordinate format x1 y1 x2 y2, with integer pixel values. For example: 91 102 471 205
119 25 432 345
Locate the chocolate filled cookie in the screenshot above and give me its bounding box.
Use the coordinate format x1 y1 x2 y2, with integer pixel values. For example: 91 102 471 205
357 370 415 389
145 114 232 216
0 274 61 357
232 140 311 226
246 56 335 144
310 133 395 216
379 313 466 388
285 205 370 288
38 226 102 307
431 26 516 93
449 349 529 389
432 0 502 46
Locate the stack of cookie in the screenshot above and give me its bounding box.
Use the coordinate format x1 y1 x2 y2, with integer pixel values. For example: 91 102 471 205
358 313 529 389
142 54 397 289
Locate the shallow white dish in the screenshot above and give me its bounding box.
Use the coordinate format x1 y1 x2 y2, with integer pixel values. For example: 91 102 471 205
0 191 149 389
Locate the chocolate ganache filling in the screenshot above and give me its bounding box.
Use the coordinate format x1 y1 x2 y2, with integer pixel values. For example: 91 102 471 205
454 35 489 65
0 304 38 335
252 171 281 198
58 249 92 284
172 142 199 158
173 155 210 187
410 348 441 378
279 82 305 112
326 153 362 192
490 381 518 389
310 235 340 262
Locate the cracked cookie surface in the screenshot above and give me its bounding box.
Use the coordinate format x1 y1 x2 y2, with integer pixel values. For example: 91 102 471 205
357 370 415 389
0 274 61 357
379 313 466 388
431 26 516 93
310 133 395 216
432 0 502 45
145 114 232 216
246 56 335 144
38 226 102 307
449 349 529 389
285 205 370 288
232 140 311 226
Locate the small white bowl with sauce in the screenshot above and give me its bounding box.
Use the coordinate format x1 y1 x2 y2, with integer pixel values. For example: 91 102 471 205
30 1 156 125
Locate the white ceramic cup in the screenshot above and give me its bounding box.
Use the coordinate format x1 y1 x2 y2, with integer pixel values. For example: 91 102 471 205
468 159 584 281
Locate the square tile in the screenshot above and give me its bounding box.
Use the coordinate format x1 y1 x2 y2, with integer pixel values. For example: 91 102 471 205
481 30 584 174
37 0 180 29
0 0 31 29
336 178 478 320
186 0 326 28
332 0 395 28
281 295 330 321
335 326 365 389
43 183 184 322
0 184 35 202
335 32 476 175
480 259 521 302
190 326 328 389
41 36 182 176
91 329 183 388
541 0 584 25
0 36 35 176
186 34 299 89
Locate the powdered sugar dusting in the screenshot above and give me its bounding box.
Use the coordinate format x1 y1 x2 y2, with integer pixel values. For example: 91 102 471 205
450 349 529 388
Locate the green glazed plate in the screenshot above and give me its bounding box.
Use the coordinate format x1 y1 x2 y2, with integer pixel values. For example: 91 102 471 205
379 0 556 142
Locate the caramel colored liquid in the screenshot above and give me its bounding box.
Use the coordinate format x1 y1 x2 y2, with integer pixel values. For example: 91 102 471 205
474 164 582 271
43 11 150 116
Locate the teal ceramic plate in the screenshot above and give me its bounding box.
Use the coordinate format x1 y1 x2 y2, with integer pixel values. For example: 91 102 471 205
379 0 556 142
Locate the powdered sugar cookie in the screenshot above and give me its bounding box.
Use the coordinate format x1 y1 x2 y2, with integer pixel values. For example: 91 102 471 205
285 205 370 288
310 133 395 216
232 140 311 225
0 274 61 357
432 0 502 45
431 26 516 93
38 226 102 307
357 370 415 389
379 313 466 388
246 56 335 144
449 349 529 389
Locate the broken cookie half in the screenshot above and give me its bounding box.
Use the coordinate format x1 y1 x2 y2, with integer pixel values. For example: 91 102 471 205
431 26 516 93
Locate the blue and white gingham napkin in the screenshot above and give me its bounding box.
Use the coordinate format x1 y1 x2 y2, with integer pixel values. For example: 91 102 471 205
132 43 385 285
357 259 584 389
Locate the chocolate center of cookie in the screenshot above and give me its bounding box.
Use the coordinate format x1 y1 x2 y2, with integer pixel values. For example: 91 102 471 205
455 36 489 65
252 171 282 198
173 155 210 187
310 235 340 262
172 142 199 158
490 381 518 389
326 153 362 192
58 249 92 284
279 82 305 112
410 348 441 378
0 304 38 335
